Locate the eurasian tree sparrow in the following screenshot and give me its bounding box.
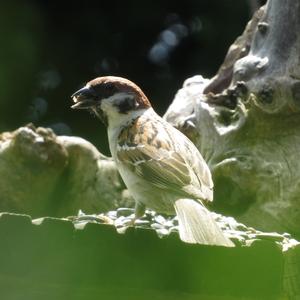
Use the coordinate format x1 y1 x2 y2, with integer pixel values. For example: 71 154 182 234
71 76 233 247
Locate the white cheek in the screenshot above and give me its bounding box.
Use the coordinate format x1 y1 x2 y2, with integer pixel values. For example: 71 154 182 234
100 98 115 113
100 98 126 129
100 98 121 121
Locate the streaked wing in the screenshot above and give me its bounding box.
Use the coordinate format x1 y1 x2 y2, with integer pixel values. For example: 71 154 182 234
116 115 213 201
117 143 192 194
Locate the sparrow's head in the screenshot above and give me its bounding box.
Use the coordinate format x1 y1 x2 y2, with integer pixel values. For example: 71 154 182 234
71 76 151 126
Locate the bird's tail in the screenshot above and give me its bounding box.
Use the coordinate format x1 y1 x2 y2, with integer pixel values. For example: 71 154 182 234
174 198 234 247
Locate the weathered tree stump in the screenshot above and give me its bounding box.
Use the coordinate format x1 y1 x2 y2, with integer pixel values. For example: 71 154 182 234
0 125 126 217
165 0 300 238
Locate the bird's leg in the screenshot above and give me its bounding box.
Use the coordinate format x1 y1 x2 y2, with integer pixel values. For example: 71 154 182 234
127 201 146 226
115 202 146 234
133 201 146 223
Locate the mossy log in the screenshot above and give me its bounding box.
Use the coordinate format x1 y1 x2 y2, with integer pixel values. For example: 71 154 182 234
0 212 298 300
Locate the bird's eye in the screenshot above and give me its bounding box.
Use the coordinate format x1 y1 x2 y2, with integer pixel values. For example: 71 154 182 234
105 82 115 91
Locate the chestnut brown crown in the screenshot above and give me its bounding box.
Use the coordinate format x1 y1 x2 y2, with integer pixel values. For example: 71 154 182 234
89 76 151 108
71 76 151 113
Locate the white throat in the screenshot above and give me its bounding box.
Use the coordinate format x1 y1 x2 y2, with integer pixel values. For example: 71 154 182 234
100 93 134 128
108 108 148 131
99 92 151 130
107 107 153 158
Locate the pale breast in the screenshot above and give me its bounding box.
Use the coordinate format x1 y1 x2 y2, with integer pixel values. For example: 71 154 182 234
117 161 175 214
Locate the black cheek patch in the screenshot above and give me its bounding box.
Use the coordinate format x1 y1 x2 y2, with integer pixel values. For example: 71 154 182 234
115 97 138 114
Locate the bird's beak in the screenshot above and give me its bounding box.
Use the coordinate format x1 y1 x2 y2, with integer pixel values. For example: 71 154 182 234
71 86 97 109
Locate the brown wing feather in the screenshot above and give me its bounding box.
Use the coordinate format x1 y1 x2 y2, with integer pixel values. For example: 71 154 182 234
117 145 193 195
117 115 213 201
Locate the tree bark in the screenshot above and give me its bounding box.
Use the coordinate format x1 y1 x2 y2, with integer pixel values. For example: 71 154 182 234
165 0 300 238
